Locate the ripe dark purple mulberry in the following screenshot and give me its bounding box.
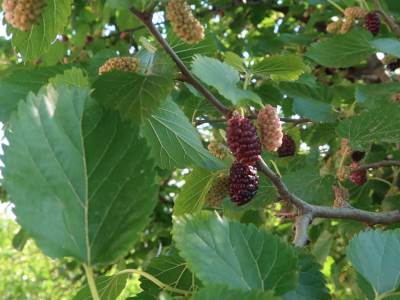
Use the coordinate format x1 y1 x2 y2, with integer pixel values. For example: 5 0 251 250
227 113 261 166
351 151 365 162
349 162 367 186
229 162 259 206
278 135 296 157
364 12 380 35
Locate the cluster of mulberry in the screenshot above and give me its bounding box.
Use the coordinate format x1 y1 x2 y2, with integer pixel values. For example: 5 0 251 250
99 57 138 75
229 162 259 206
349 162 367 186
227 112 261 166
166 0 205 44
205 174 229 208
208 141 228 160
2 0 46 31
278 135 296 157
257 105 283 152
364 12 381 35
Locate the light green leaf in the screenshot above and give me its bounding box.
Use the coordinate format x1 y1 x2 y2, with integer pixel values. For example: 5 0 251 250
337 102 400 147
174 169 217 216
191 285 281 300
73 274 128 300
371 38 400 58
12 228 30 251
192 55 261 105
11 0 73 61
49 67 89 88
282 166 334 205
224 52 247 73
253 55 306 81
3 85 158 265
347 229 400 295
139 252 200 299
283 252 331 300
93 51 176 126
142 99 224 170
173 212 298 295
355 83 400 106
0 65 67 121
306 30 374 67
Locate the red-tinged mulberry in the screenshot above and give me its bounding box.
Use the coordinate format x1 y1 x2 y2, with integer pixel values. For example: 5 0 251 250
364 12 381 35
229 162 259 206
257 105 283 152
205 174 229 208
349 162 367 186
2 0 46 31
99 57 138 75
227 113 261 166
278 135 296 157
166 0 205 44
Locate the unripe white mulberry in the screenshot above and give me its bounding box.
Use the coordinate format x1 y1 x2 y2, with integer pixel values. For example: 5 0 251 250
2 0 46 31
205 174 229 208
326 21 342 34
208 141 228 160
99 57 138 75
166 0 205 44
257 105 283 152
344 7 367 19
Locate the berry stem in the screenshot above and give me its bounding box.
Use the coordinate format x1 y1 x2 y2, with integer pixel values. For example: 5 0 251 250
373 0 400 37
351 160 400 172
83 265 100 300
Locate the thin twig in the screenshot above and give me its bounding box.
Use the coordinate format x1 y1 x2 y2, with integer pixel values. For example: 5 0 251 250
129 8 231 116
195 116 312 126
373 0 400 37
352 160 400 172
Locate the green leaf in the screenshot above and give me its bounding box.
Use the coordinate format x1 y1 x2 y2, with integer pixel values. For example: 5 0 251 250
12 228 30 251
142 99 224 170
283 252 331 300
252 55 306 81
191 285 281 300
73 274 128 300
355 83 400 106
174 169 217 216
279 82 336 122
224 52 247 73
306 30 374 67
0 65 67 121
282 166 334 205
192 56 261 105
93 51 176 126
11 0 73 61
347 229 400 295
3 85 158 265
337 102 400 147
49 68 89 88
371 38 400 58
173 212 298 295
139 252 200 299
169 31 217 65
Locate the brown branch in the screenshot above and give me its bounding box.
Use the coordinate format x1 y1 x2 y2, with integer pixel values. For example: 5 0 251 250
195 116 312 126
351 160 400 172
374 0 400 37
129 8 231 116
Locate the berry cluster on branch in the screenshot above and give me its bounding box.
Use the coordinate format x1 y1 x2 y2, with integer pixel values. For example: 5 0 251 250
2 0 46 31
257 105 283 152
229 162 259 206
98 57 139 75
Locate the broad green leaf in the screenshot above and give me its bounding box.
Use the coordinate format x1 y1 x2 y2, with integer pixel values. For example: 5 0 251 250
139 252 200 299
3 85 158 265
282 166 334 205
11 0 73 61
306 30 374 67
337 102 400 147
279 82 336 122
169 31 217 65
347 229 400 295
355 83 400 106
174 169 217 216
371 38 400 58
253 55 306 81
192 56 261 105
49 68 89 88
283 252 331 300
224 52 247 73
73 274 128 300
173 212 298 295
93 51 176 126
0 65 67 121
142 99 224 170
191 285 281 300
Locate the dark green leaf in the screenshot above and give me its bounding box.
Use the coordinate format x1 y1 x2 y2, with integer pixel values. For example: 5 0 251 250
12 228 30 251
191 285 281 300
73 274 128 300
173 212 298 295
